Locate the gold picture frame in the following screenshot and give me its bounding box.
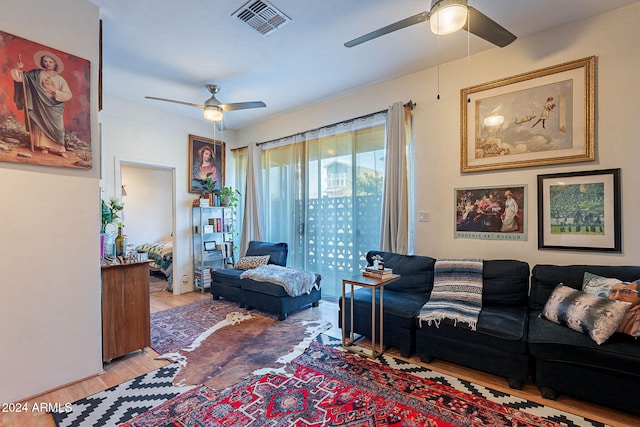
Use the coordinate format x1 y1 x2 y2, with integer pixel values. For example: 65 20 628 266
461 56 595 173
189 134 225 194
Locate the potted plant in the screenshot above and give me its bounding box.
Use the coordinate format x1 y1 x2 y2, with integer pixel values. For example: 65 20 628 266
101 198 123 233
215 186 241 207
101 198 123 258
201 172 218 204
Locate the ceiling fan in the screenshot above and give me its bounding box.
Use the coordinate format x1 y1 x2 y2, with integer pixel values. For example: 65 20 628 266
344 0 516 48
145 84 266 126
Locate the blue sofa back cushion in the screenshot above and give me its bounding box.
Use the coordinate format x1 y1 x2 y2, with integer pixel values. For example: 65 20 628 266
366 251 435 295
246 241 288 267
482 260 530 306
530 265 640 311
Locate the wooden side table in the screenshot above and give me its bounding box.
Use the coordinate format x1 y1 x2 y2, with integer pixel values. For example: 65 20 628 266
341 273 400 359
101 261 151 362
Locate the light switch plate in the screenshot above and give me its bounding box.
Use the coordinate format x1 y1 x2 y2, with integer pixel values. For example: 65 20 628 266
419 210 430 222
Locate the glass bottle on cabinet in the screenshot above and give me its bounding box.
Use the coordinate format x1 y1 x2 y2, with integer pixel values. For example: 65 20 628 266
192 206 234 294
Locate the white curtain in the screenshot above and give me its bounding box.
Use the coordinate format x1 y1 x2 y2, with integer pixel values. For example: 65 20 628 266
239 143 264 257
380 101 411 254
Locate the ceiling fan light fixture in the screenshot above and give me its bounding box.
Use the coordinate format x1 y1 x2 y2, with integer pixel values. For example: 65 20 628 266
203 105 223 122
429 0 468 35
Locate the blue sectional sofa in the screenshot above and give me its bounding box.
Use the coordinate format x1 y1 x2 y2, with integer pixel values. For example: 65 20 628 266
210 241 321 320
339 252 640 415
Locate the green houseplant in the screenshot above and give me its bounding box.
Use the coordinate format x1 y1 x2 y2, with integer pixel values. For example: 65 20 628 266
101 198 123 233
201 172 218 197
215 186 241 207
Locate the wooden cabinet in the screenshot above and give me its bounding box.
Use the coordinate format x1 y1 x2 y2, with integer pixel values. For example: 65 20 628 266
101 261 150 362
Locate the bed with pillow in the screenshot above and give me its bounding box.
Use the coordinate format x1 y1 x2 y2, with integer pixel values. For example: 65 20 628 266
135 241 173 280
528 264 640 415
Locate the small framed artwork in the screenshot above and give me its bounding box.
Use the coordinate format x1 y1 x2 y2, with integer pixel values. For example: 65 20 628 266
454 184 527 241
461 56 595 172
537 169 621 252
189 134 225 194
204 241 216 251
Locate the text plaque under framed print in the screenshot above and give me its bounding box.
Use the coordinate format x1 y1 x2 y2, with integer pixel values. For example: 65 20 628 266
189 134 225 194
461 56 595 173
455 184 527 241
0 30 92 169
538 169 621 252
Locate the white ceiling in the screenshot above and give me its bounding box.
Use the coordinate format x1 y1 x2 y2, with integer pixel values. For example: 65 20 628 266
90 0 638 130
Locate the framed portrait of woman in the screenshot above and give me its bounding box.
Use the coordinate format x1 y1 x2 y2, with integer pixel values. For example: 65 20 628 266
189 134 225 194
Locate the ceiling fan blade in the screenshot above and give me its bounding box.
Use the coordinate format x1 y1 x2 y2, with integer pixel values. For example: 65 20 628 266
465 6 516 47
215 121 227 132
220 101 266 112
145 96 204 109
344 11 428 48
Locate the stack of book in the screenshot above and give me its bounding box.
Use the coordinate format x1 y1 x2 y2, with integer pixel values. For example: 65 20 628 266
363 266 393 279
193 198 210 207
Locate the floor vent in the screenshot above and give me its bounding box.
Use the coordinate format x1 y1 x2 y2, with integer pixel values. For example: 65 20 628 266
232 0 291 37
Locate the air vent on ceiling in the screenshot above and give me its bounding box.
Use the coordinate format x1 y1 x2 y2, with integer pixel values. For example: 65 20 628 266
232 0 291 36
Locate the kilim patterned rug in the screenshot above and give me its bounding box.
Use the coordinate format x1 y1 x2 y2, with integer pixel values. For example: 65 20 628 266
119 335 605 427
51 364 192 427
150 298 249 354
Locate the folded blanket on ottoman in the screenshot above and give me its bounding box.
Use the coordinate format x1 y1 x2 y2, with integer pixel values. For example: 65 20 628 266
419 258 483 330
240 265 320 297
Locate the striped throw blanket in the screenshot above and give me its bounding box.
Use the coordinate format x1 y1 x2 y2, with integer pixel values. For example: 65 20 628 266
419 258 483 330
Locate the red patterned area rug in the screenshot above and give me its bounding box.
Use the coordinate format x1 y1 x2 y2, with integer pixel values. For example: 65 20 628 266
150 299 247 354
121 339 577 427
158 311 332 391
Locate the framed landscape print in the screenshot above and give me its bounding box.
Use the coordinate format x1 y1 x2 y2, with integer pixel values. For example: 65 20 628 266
537 169 621 252
454 184 527 241
189 134 225 194
0 29 92 169
461 56 595 172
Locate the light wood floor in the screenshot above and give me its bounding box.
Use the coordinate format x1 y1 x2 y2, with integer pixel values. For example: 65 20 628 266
2 290 637 427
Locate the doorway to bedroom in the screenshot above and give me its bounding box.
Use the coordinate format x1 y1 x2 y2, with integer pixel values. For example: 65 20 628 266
120 162 175 293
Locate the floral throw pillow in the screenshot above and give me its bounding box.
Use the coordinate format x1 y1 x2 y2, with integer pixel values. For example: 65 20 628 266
582 273 640 337
235 255 270 270
582 272 627 298
542 284 630 344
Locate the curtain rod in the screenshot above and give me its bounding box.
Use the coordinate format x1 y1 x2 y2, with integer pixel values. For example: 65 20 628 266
229 100 415 151
256 100 415 147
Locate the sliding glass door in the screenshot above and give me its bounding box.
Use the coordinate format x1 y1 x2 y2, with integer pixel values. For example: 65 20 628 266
262 114 386 298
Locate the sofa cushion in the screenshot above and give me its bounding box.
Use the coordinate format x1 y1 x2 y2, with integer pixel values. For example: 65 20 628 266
245 241 288 266
482 260 530 306
241 273 321 298
366 251 435 294
345 288 428 329
235 255 270 270
541 285 630 345
418 305 528 353
528 312 640 376
530 265 640 311
210 268 243 288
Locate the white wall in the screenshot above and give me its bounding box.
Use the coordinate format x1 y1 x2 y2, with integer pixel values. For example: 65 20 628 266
99 94 237 293
238 3 640 267
121 164 174 246
0 0 102 403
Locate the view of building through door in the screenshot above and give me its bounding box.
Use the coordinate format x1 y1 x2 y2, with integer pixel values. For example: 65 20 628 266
261 117 386 299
